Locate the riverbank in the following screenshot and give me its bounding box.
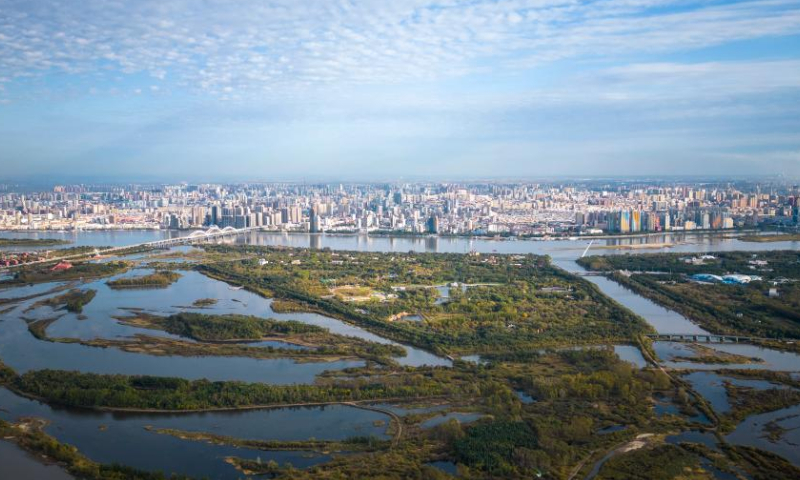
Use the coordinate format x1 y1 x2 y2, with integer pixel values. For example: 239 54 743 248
739 233 800 242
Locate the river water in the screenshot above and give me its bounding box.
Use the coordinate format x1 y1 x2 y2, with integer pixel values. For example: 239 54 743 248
1 230 799 476
0 387 383 479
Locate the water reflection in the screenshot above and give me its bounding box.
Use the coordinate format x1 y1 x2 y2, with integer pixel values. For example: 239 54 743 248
1 296 363 384
727 404 800 467
0 441 73 480
655 343 800 372
2 267 450 376
0 387 384 479
420 412 483 429
683 371 791 415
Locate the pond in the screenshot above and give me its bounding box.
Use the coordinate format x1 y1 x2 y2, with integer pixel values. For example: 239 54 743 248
515 390 536 404
682 371 792 415
427 460 458 475
0 387 388 480
655 342 800 372
420 412 484 429
727 404 800 467
613 345 648 368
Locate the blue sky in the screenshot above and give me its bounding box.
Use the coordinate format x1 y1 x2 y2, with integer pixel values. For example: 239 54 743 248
1 0 799 180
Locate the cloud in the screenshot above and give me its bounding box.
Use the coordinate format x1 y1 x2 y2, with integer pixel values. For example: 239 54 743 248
0 0 798 97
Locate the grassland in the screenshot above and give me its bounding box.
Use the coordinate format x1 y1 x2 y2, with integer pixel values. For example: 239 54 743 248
0 238 70 247
1 260 128 286
739 233 800 243
199 245 652 356
106 271 182 289
28 288 97 313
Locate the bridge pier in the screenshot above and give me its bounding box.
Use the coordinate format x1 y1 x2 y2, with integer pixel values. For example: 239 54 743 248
646 333 772 346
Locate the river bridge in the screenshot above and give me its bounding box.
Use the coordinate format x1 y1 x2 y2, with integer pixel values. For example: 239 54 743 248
646 333 792 344
2 226 262 270
116 225 262 249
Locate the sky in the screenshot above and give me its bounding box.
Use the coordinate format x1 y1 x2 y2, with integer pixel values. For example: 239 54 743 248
1 0 799 181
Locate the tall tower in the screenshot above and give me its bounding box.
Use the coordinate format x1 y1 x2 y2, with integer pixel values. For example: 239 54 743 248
310 208 321 233
427 215 439 234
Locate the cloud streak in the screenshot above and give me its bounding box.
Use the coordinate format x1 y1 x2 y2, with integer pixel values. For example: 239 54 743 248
1 0 799 97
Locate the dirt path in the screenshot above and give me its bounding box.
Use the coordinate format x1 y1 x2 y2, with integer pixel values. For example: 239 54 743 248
343 401 404 447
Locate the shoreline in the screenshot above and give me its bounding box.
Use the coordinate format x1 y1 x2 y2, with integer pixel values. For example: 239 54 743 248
1 384 437 415
0 227 765 243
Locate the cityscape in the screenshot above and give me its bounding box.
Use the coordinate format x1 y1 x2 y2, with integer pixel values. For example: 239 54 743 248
2 180 798 236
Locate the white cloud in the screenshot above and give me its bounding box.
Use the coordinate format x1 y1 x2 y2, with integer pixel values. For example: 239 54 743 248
0 0 798 97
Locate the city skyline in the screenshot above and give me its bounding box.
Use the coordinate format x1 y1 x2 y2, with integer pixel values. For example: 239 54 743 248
2 179 797 238
1 0 799 179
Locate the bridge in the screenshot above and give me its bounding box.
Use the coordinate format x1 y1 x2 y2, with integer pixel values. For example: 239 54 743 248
646 333 792 344
2 226 262 270
129 225 261 249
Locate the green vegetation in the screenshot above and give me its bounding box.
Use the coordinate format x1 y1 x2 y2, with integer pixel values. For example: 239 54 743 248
719 369 800 388
0 238 70 247
1 261 128 286
453 421 537 475
4 244 799 479
579 251 800 342
0 283 72 306
0 338 775 479
722 445 800 480
144 311 321 341
271 450 453 479
191 297 217 307
27 317 60 340
113 311 404 360
739 233 800 243
579 250 800 278
30 288 96 313
224 456 284 476
150 427 389 452
26 310 404 362
596 443 707 480
106 271 182 289
199 245 652 355
720 383 800 432
276 347 688 479
9 367 464 410
671 343 763 365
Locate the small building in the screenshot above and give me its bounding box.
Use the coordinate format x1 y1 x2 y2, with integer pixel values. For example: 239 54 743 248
691 273 723 283
51 261 73 272
722 274 752 284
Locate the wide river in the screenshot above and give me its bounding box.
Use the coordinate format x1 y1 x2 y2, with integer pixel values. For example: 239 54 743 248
1 230 799 478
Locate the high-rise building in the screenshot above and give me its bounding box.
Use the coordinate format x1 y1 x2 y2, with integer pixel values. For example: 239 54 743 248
427 215 439 234
631 210 641 232
310 208 321 233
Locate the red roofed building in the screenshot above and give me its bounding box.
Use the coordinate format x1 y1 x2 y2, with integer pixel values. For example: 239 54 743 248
51 261 73 272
